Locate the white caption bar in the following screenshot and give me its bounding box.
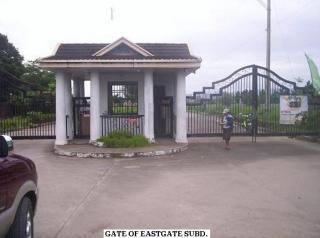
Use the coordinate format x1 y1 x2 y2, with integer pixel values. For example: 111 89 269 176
103 229 210 238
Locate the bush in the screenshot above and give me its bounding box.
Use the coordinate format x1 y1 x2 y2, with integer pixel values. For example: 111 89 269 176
97 131 149 148
0 112 55 133
26 111 53 124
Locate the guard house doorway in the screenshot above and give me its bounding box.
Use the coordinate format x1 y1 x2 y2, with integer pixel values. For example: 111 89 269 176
73 97 90 138
154 86 173 138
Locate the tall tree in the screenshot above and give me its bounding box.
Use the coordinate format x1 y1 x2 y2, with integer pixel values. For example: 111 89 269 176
21 61 55 94
0 33 24 77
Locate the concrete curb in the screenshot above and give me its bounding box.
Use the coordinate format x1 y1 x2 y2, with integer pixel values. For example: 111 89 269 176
54 144 188 159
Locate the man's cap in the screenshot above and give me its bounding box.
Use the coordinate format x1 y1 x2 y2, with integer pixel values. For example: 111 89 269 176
223 108 230 114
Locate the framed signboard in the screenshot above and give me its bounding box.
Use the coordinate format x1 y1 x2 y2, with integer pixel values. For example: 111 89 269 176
280 95 308 125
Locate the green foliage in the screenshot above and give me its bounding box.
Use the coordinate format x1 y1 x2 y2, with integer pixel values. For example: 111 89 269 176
0 34 55 96
0 112 55 132
0 33 24 77
98 131 149 148
111 103 138 114
26 111 53 124
21 61 55 94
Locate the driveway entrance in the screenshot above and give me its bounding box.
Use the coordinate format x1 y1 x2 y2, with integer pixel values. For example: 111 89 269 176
13 138 320 238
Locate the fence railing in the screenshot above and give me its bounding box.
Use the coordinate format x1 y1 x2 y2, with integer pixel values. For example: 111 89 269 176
101 114 144 136
0 99 56 139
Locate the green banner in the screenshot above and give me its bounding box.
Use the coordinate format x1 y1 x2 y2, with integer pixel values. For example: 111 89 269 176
305 54 320 96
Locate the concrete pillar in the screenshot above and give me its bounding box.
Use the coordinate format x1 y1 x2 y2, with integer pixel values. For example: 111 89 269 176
144 70 154 142
73 78 80 97
65 76 73 140
175 70 188 143
79 79 85 97
90 71 101 142
173 76 177 138
138 77 144 115
100 78 108 115
55 71 67 145
73 78 85 97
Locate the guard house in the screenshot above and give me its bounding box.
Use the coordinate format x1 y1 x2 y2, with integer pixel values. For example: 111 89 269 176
39 37 201 145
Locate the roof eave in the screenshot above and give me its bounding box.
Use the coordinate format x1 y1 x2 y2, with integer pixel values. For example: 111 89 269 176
38 59 201 71
39 58 201 63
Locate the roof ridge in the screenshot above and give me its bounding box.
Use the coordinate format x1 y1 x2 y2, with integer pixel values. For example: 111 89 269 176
137 43 188 45
59 43 108 45
59 42 188 45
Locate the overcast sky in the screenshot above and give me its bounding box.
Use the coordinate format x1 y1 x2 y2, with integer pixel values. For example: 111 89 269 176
1 0 319 93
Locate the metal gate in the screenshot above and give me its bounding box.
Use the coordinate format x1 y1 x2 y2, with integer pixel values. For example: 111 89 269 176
0 96 56 139
187 65 320 137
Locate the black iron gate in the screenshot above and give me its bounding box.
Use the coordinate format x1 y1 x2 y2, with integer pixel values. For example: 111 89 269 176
187 65 320 137
0 96 56 139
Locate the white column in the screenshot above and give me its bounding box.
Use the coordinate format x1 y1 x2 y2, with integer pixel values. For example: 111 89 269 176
55 71 67 145
144 70 154 142
100 79 108 115
138 77 144 115
173 76 177 138
65 76 73 140
79 79 85 97
73 78 80 97
175 70 188 143
90 71 101 142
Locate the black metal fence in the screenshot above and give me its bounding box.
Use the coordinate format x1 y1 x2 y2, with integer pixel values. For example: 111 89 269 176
187 65 320 137
0 97 56 139
101 114 144 136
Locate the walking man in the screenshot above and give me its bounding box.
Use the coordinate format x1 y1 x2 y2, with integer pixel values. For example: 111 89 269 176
221 108 233 150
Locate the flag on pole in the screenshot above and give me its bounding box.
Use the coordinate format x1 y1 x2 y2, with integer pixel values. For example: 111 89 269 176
305 53 320 96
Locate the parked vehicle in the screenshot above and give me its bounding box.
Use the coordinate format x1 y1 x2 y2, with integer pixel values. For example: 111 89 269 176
0 135 38 238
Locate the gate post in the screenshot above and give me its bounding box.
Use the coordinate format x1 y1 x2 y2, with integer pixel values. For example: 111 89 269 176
55 71 68 145
252 65 258 141
175 70 188 143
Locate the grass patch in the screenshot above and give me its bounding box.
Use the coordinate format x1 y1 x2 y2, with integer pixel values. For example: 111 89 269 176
97 131 149 148
0 112 55 133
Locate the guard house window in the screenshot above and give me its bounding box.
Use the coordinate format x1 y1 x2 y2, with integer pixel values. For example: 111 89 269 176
108 82 138 115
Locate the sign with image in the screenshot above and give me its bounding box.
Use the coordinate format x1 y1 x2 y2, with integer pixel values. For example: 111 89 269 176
280 95 308 124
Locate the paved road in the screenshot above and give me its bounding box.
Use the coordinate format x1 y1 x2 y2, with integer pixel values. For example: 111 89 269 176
13 138 320 238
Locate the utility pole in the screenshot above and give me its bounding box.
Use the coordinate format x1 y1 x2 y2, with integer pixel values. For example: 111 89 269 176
265 0 271 106
266 0 271 72
256 0 271 106
110 7 114 21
